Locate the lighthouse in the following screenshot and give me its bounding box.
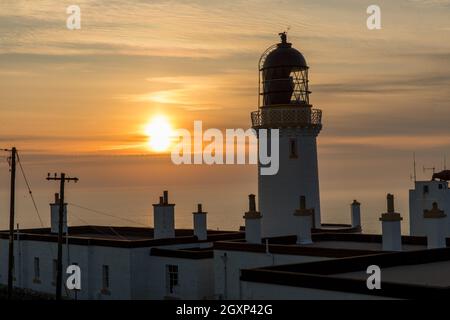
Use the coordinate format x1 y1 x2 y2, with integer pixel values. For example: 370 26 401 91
251 33 322 237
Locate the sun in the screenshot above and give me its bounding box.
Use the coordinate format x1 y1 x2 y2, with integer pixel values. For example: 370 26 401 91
144 115 173 152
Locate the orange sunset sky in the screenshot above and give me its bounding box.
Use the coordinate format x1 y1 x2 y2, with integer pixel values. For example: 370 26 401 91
0 0 449 232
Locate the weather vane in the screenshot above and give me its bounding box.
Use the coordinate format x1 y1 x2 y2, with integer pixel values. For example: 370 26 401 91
279 26 290 44
279 31 287 43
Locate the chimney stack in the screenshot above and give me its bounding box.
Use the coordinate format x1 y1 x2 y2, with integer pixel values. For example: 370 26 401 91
243 194 262 243
379 194 403 251
193 203 207 241
153 190 175 239
294 195 314 244
351 200 361 229
50 193 68 234
424 202 447 249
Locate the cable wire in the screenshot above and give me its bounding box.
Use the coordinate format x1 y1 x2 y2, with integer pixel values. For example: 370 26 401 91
68 203 147 227
16 152 45 228
16 151 56 261
70 210 128 241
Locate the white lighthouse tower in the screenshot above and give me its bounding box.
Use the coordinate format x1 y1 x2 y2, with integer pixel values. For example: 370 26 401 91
251 33 322 237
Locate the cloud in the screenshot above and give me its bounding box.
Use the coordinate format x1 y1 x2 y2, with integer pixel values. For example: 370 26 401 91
408 0 450 6
314 73 450 94
118 73 254 112
321 135 450 151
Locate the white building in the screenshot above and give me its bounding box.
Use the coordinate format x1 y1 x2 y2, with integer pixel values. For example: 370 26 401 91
240 246 450 300
409 179 450 237
1 34 448 300
0 192 243 300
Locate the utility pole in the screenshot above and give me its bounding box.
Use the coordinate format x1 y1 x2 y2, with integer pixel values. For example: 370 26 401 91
46 173 78 300
4 147 17 300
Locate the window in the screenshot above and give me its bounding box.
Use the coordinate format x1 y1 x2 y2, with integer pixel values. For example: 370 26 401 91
439 184 443 190
423 185 429 194
102 265 110 290
34 257 40 282
289 139 298 158
166 265 179 294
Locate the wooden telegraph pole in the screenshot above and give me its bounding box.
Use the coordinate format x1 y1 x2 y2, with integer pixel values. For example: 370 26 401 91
46 173 78 300
4 147 17 300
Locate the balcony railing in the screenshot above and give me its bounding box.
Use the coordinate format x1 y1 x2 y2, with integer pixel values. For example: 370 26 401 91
251 107 322 129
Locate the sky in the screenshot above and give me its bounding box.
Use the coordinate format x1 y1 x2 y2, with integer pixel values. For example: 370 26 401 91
0 0 449 232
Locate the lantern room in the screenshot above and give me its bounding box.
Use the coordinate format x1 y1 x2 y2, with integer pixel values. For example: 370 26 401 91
259 32 310 107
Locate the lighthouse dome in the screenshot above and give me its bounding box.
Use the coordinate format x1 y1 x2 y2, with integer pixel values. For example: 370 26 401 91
262 38 307 70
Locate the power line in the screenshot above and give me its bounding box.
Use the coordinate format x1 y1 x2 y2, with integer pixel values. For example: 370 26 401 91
69 210 128 241
16 152 56 262
16 152 45 228
7 150 55 268
107 226 127 241
68 203 147 227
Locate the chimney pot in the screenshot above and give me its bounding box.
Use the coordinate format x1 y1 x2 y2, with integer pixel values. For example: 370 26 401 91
387 193 395 213
193 203 207 240
50 195 67 234
244 194 261 243
153 192 175 239
380 194 402 251
163 190 168 204
248 194 256 212
351 199 361 228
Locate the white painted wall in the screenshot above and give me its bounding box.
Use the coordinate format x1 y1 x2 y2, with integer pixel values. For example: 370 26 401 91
409 181 450 236
259 129 321 238
147 256 214 300
0 238 214 300
213 249 330 300
245 218 261 244
0 239 134 300
381 220 402 251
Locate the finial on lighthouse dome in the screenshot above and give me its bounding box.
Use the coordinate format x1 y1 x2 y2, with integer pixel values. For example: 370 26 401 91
279 31 288 44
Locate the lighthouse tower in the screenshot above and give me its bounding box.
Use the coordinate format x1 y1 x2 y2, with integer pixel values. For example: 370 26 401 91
251 33 322 237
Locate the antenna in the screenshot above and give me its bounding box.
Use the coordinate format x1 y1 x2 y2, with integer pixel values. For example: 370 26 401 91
444 155 447 170
413 152 417 182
